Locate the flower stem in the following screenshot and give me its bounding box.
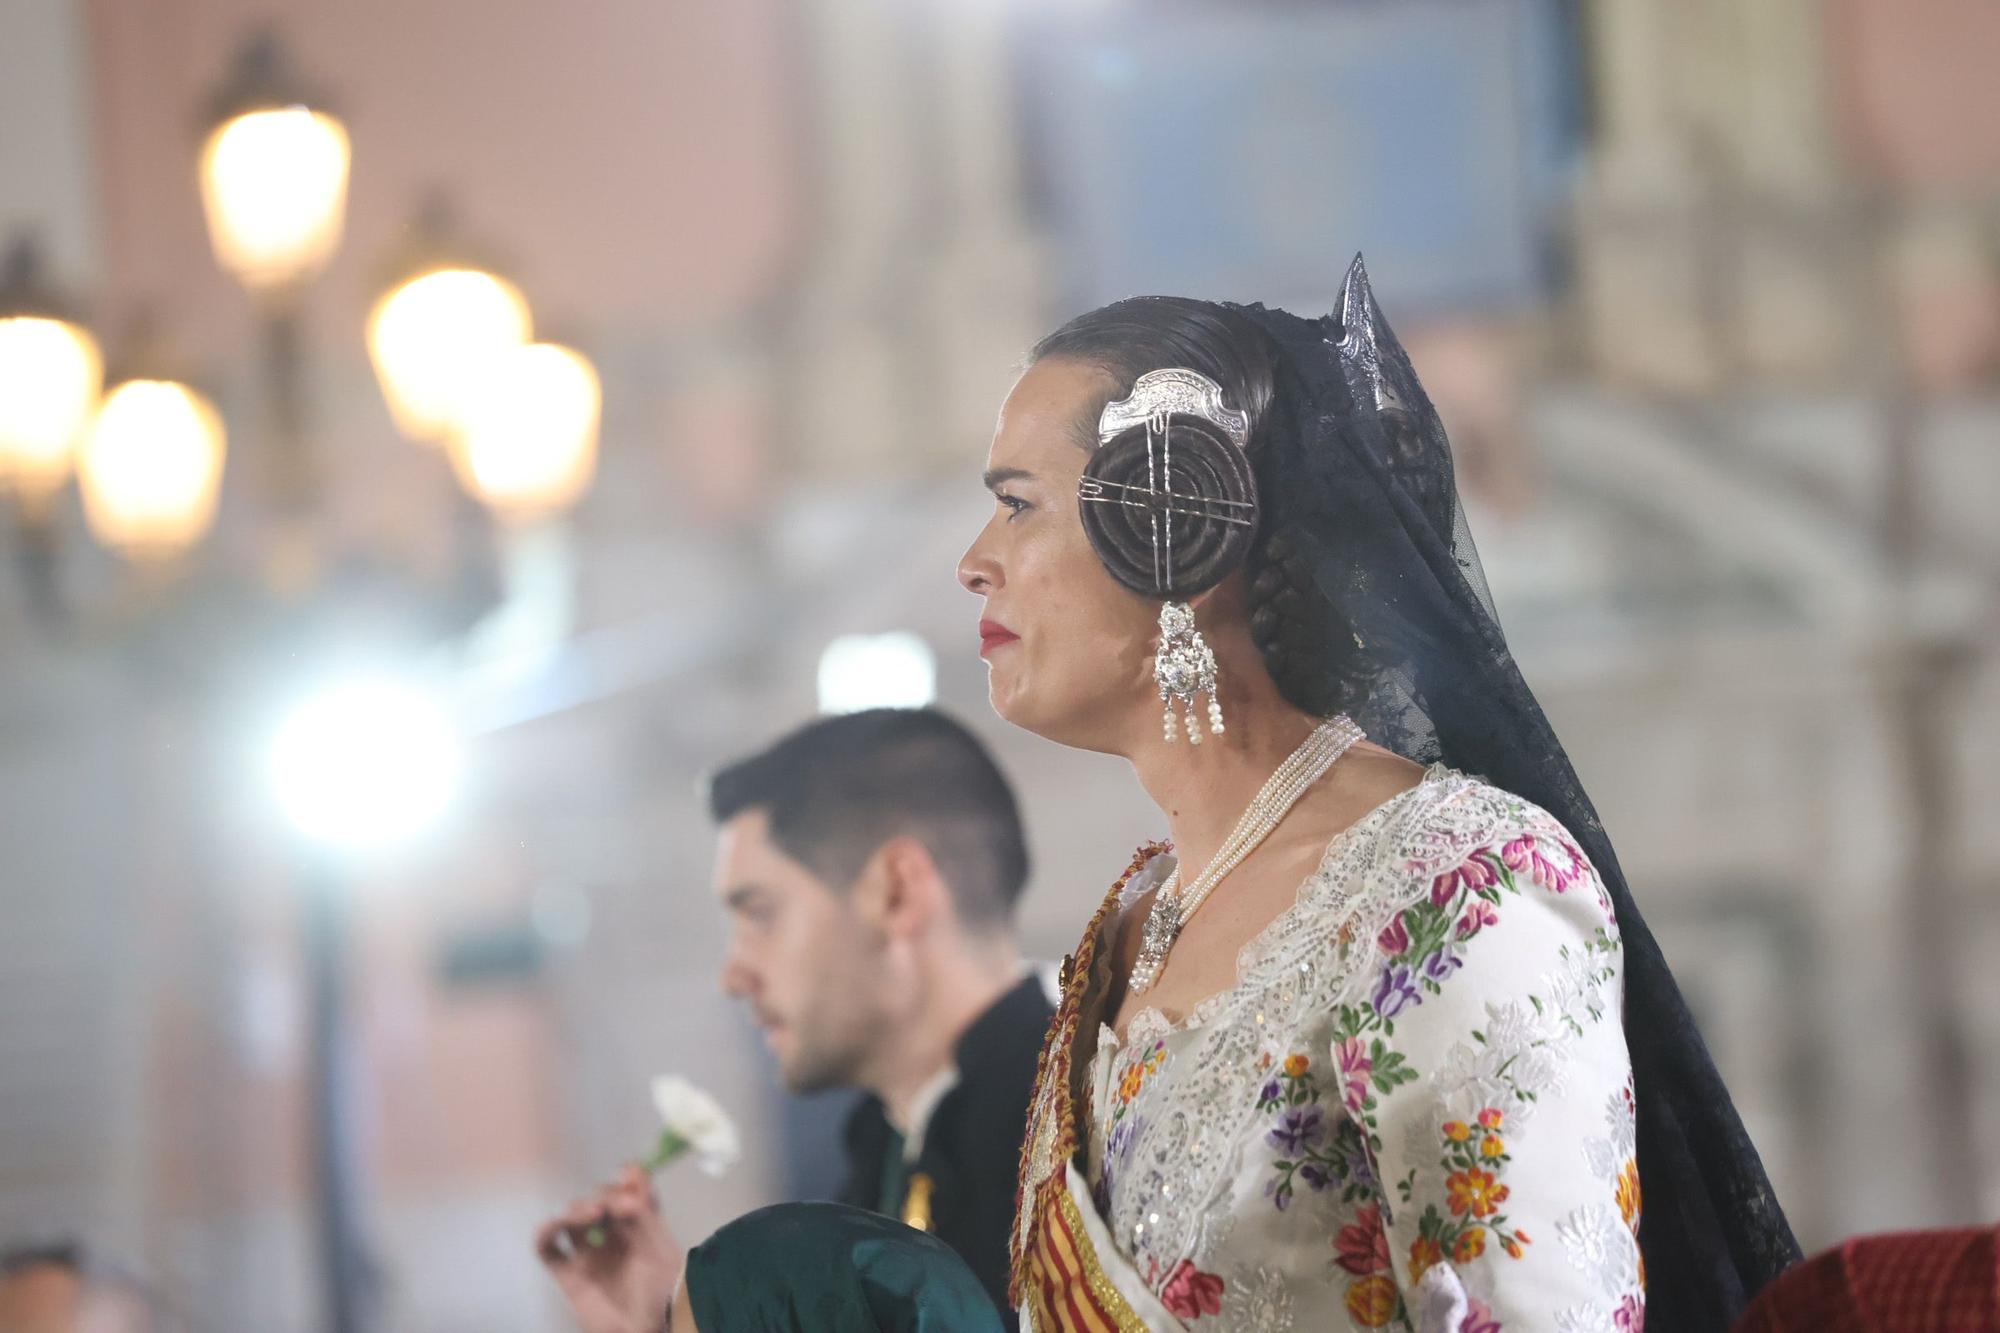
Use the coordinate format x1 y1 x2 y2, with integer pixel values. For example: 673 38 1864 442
646 1129 690 1173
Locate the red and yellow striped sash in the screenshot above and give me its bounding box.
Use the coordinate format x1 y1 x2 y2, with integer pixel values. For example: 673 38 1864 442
1010 844 1169 1331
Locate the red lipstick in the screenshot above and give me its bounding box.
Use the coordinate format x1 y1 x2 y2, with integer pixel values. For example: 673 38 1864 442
978 619 1019 656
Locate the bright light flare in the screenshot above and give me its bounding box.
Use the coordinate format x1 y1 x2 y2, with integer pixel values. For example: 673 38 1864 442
270 682 460 848
817 633 937 714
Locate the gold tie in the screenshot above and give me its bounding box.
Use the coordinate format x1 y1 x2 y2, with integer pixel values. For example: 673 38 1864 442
901 1172 936 1232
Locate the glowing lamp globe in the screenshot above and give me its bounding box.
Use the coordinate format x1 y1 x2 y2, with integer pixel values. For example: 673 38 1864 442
76 380 227 558
200 105 351 293
367 268 533 443
0 314 102 502
446 341 600 519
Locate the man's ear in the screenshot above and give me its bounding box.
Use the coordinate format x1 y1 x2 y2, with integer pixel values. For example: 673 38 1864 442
861 835 948 941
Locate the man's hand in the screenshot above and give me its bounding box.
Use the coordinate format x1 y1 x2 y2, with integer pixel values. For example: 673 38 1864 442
536 1164 684 1333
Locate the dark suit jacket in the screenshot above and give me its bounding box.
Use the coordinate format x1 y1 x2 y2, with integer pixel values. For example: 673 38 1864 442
837 973 1054 1323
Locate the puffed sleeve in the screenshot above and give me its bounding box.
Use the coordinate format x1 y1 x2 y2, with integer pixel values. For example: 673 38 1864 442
1326 805 1645 1333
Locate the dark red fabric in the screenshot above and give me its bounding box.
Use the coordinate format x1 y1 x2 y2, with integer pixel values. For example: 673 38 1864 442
1734 1226 2000 1333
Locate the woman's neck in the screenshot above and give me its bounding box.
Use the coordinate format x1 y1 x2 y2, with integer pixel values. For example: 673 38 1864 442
1124 681 1325 877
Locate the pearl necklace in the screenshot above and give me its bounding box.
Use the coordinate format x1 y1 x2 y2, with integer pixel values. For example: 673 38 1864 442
1128 715 1365 995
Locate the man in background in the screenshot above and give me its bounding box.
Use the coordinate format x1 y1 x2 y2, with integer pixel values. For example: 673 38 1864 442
537 708 1054 1330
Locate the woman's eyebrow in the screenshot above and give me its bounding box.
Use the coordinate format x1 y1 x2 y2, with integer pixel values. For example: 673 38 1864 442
983 467 1034 491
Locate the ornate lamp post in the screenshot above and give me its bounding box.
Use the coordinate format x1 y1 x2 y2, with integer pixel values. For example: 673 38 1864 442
367 202 602 525
200 30 350 520
0 236 102 612
198 31 377 1333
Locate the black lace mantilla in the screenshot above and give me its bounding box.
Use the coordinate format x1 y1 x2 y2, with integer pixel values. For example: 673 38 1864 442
1229 257 1802 1330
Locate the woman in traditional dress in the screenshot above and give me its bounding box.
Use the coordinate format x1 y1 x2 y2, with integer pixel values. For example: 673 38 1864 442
956 258 1800 1332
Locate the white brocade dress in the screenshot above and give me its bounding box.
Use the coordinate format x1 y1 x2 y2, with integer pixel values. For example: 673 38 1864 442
1079 767 1644 1332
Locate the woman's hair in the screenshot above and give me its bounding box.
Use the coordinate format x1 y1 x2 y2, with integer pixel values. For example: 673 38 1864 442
1030 298 1372 720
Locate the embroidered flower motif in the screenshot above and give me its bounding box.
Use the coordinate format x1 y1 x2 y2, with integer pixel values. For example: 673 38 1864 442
1407 1235 1444 1284
1481 1135 1508 1159
1344 1275 1400 1328
1372 964 1420 1018
1266 1106 1325 1157
1283 1053 1310 1078
1557 1202 1638 1297
1432 852 1499 906
1118 1065 1146 1103
1423 946 1464 984
1456 899 1500 939
1447 1168 1509 1218
1159 1260 1225 1320
1502 832 1583 893
1615 1293 1644 1331
1478 1107 1504 1130
1335 1037 1373 1114
1616 1160 1642 1230
1335 1203 1391 1276
1219 1265 1295 1331
1377 912 1411 956
1094 1111 1144 1214
1443 1121 1471 1143
1454 1227 1488 1262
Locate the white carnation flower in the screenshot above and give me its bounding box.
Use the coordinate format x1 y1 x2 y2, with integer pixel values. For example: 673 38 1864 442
649 1076 742 1178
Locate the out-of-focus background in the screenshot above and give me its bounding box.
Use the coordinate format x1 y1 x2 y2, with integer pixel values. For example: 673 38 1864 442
1 0 1997 1327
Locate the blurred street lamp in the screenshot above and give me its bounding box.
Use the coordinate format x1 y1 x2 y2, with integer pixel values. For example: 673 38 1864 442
447 340 602 520
0 235 102 519
200 33 379 1333
76 378 227 558
367 198 535 448
0 234 103 616
199 35 350 298
200 30 350 521
367 265 534 444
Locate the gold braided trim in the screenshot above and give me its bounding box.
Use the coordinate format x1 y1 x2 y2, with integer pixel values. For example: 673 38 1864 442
1010 842 1170 1306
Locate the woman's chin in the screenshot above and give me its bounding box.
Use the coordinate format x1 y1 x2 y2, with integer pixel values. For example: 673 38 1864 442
989 682 1104 752
988 672 1050 737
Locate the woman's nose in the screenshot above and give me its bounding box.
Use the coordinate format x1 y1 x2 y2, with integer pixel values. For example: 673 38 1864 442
958 537 1000 595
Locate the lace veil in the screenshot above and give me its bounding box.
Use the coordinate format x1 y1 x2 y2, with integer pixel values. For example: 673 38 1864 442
1228 257 1802 1329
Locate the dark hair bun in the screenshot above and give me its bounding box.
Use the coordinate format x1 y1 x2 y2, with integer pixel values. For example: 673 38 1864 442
1078 416 1259 600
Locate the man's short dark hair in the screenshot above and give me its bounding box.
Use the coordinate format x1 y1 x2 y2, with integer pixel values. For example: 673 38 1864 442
706 708 1030 929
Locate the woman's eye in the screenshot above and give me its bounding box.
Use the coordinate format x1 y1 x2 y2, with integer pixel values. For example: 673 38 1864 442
998 494 1030 518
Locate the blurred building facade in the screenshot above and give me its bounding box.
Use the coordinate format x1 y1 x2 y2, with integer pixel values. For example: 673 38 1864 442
1 1 1998 1328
